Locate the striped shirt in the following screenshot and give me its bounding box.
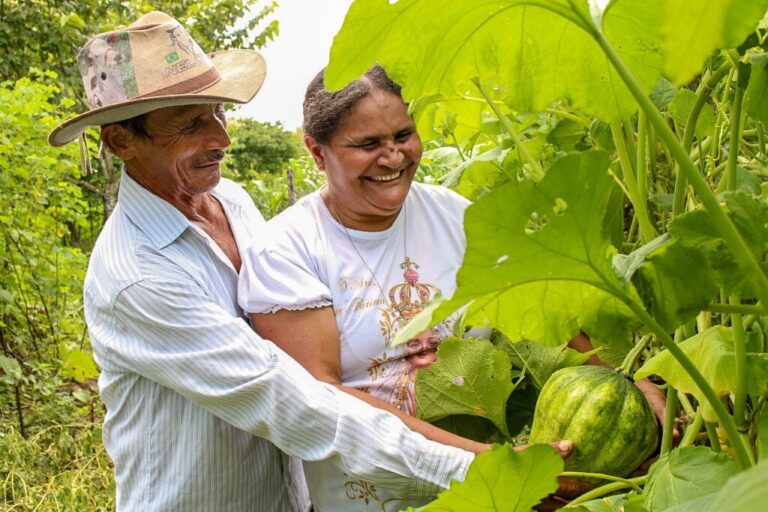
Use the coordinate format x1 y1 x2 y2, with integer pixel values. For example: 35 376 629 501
83 172 474 511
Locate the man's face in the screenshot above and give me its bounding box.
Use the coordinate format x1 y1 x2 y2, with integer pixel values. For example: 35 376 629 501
126 103 231 199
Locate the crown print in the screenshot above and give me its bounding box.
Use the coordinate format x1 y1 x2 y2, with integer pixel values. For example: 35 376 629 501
388 257 437 321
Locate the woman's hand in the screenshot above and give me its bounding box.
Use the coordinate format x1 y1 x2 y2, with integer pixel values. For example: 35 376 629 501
634 378 681 442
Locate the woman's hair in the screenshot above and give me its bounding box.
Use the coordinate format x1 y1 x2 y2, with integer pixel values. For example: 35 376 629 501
303 64 402 144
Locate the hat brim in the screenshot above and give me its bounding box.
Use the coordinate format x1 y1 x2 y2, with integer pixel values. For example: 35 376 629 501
48 49 266 147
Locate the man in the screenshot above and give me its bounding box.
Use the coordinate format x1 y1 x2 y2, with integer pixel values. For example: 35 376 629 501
49 12 476 511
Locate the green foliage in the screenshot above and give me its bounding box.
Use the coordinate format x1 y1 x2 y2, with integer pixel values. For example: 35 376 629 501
225 119 301 177
1 421 114 510
0 72 104 510
705 458 768 512
636 326 768 422
410 444 562 512
329 0 768 509
232 154 326 220
642 446 741 512
0 0 279 104
415 337 513 436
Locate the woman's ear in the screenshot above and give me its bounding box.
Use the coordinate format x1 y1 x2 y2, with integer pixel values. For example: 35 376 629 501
101 124 136 161
304 134 326 171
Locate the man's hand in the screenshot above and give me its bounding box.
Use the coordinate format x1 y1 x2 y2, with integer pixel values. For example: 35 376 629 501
514 440 574 459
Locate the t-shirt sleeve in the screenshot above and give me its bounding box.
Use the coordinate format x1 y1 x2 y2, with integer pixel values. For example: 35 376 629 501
238 226 332 314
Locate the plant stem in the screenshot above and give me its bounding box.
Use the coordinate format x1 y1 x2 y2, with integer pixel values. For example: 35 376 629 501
730 298 748 433
636 111 649 216
565 476 647 507
673 61 732 215
472 78 545 181
620 297 753 468
705 303 768 316
726 70 745 191
611 123 657 243
661 385 679 456
560 472 643 492
705 422 722 452
619 334 651 375
680 408 704 448
592 29 768 313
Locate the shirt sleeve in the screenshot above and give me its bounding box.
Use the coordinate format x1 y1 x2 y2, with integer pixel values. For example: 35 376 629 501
109 277 473 496
238 235 332 314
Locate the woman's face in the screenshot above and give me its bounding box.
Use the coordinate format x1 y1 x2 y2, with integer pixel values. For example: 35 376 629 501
306 88 422 231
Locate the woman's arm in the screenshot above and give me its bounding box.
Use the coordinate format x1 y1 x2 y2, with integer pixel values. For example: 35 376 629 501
251 307 495 454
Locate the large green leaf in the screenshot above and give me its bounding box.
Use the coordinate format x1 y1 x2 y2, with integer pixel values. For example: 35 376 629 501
630 238 719 331
416 443 561 511
328 0 663 122
642 446 740 512
759 405 768 461
667 89 717 140
669 191 768 298
500 339 596 389
704 459 768 512
396 150 640 354
746 53 768 125
659 0 768 84
635 326 768 421
415 337 513 435
464 280 638 352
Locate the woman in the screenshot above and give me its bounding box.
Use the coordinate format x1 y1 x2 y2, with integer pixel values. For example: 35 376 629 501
238 66 570 511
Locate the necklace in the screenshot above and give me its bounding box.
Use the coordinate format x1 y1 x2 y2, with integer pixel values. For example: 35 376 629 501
326 198 409 309
325 195 430 412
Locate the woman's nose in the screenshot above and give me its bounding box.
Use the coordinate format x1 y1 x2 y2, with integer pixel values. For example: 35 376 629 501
377 142 404 168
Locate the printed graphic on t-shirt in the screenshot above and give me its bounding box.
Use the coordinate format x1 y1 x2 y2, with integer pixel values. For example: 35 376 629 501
368 256 452 415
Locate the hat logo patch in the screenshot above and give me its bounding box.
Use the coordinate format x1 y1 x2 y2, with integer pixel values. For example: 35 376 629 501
164 26 205 77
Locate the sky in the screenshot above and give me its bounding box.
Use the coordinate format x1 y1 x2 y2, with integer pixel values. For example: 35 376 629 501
233 0 355 129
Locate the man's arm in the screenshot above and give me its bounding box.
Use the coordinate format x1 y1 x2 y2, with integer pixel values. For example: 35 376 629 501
110 278 473 496
251 307 491 454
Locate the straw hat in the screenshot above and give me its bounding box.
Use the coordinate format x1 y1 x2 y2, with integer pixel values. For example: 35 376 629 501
49 11 266 147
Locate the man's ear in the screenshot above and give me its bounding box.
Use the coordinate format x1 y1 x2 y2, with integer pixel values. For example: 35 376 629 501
101 124 136 160
303 134 326 171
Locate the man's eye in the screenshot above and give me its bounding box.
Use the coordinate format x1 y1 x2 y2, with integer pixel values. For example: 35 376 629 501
180 120 199 133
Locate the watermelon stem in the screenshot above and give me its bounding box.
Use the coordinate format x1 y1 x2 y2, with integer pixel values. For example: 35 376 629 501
564 475 647 507
618 334 652 376
559 472 643 492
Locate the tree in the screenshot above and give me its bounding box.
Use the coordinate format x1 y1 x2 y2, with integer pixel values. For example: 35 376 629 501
226 119 302 177
0 0 280 222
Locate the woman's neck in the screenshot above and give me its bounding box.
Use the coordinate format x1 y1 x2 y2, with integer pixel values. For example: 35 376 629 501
321 188 401 232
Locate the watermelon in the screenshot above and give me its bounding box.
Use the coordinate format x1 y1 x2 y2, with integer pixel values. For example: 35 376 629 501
529 365 659 478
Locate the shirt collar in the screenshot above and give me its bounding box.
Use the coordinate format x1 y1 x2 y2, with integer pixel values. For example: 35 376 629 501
118 171 192 249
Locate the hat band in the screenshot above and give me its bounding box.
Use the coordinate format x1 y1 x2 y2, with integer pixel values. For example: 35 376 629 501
141 67 222 98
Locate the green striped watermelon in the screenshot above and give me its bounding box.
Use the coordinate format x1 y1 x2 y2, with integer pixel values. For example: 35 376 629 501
529 365 659 478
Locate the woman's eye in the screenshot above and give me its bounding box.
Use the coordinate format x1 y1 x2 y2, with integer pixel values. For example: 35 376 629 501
396 130 413 142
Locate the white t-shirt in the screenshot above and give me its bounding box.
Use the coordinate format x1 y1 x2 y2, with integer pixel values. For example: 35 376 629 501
239 182 469 512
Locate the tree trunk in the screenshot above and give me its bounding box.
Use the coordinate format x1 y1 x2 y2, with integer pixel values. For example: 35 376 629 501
286 166 296 206
100 147 120 222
